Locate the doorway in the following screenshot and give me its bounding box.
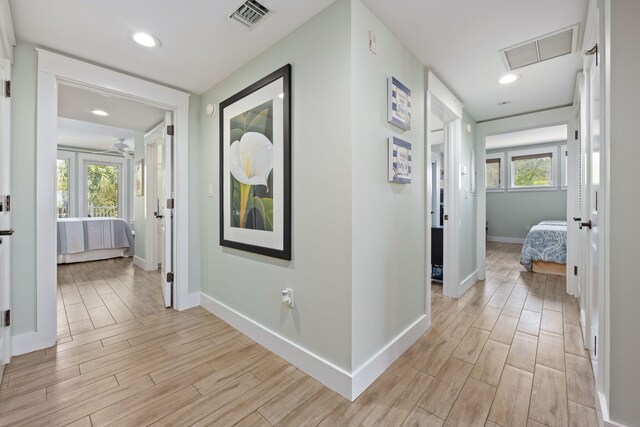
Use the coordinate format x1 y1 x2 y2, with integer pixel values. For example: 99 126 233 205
21 50 193 356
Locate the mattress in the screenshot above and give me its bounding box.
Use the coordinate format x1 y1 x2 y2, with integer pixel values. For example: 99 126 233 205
57 217 134 262
520 220 567 271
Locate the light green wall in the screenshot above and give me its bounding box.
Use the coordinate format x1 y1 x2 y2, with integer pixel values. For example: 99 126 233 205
11 43 37 335
198 0 353 370
350 0 426 369
459 110 477 279
133 131 146 261
188 94 201 294
486 141 567 239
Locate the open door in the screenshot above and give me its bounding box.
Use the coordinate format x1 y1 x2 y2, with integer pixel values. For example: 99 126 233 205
161 112 174 308
586 48 601 365
0 57 12 366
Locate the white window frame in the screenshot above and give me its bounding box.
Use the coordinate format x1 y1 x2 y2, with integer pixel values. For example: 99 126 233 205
507 146 557 190
56 150 77 218
560 144 568 188
78 152 128 221
485 152 505 192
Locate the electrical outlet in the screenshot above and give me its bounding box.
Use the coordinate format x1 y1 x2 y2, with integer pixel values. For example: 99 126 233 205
281 288 294 308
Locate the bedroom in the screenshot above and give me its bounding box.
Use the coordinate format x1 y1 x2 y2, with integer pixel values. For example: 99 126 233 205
55 84 171 337
485 124 569 277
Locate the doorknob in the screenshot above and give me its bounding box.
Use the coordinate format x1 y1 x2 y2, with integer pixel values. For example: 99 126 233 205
579 220 592 230
0 229 14 236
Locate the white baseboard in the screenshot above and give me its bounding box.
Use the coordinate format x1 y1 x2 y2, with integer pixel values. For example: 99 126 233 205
199 292 429 401
459 270 478 296
487 236 525 244
12 331 56 357
598 390 628 427
178 292 201 311
133 256 146 270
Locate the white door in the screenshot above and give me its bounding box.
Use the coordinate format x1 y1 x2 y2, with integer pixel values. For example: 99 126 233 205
0 57 12 365
161 112 174 308
155 141 166 272
586 49 601 364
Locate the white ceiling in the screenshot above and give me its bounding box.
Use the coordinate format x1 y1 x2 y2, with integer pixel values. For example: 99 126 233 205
362 0 588 121
9 0 336 94
10 0 587 122
58 118 134 151
58 84 165 132
485 124 568 150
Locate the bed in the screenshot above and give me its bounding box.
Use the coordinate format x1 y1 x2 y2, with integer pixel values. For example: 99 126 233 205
520 220 567 276
57 217 134 264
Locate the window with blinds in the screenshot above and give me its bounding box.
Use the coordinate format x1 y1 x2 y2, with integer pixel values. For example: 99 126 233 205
486 157 501 189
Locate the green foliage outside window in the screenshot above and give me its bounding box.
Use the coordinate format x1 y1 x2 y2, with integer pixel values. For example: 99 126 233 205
87 164 119 217
486 161 500 188
513 156 552 186
57 159 69 217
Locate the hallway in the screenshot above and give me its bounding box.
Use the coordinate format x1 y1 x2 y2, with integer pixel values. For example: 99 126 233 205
0 243 596 426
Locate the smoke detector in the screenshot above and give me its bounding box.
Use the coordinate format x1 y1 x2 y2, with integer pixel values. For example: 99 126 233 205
499 24 580 71
229 0 272 29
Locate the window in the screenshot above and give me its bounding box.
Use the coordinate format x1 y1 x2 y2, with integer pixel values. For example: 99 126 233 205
508 147 556 188
78 153 128 220
57 150 77 217
485 153 505 190
86 163 120 217
56 158 70 218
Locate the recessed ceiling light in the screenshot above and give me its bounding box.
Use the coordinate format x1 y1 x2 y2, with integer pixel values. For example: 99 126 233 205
90 109 110 117
278 93 284 99
131 31 160 48
499 74 519 85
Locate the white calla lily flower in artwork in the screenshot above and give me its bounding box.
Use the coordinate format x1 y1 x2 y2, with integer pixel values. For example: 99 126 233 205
230 132 273 189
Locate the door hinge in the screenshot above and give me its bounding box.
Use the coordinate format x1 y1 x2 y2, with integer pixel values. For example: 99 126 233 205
585 43 598 66
574 266 578 276
166 198 175 209
166 272 174 283
575 130 579 140
166 125 174 136
2 309 10 327
4 80 10 98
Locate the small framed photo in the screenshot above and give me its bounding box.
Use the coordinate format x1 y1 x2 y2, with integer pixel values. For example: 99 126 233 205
388 76 412 130
134 159 144 196
388 136 412 183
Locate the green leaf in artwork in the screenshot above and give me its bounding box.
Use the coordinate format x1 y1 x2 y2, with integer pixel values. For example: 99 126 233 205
247 108 270 134
230 128 245 144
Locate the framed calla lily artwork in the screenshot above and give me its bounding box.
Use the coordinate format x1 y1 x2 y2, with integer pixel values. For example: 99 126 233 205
219 64 291 260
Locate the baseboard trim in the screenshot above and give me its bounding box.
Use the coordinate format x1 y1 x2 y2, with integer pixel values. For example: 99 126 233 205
487 236 525 244
459 270 478 296
199 292 429 400
178 292 201 311
598 390 628 427
133 256 146 270
12 331 56 357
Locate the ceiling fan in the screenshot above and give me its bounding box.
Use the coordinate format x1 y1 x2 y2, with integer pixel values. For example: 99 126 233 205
97 138 134 159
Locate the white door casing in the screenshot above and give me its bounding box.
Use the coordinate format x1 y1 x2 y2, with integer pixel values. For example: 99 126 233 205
0 57 12 365
162 112 174 309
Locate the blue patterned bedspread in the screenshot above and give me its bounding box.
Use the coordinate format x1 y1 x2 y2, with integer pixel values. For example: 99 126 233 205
520 220 567 270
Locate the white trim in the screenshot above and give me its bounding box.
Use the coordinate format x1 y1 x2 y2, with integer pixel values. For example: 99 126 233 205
199 292 429 401
133 255 146 270
11 332 55 357
0 0 15 63
427 71 463 120
27 49 190 356
598 391 628 427
459 270 478 296
505 186 561 193
487 236 525 244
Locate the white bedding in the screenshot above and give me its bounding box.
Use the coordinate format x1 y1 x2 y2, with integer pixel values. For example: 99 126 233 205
57 217 134 264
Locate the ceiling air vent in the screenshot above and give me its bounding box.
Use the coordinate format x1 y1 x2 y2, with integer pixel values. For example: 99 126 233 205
500 24 579 71
229 0 271 29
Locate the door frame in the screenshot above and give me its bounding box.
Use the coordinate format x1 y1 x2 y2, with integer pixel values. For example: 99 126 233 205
143 122 165 272
0 56 12 366
17 49 196 355
476 106 574 282
426 71 463 299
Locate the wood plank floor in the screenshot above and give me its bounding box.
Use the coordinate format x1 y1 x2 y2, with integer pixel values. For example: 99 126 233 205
0 243 598 426
56 258 166 338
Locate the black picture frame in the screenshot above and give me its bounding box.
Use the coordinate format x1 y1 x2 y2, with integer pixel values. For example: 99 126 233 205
219 64 291 260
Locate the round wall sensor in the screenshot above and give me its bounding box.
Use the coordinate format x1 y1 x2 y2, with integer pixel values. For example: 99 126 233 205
206 103 217 117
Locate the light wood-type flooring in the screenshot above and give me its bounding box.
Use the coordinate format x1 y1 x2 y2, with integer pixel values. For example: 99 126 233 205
0 243 598 426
